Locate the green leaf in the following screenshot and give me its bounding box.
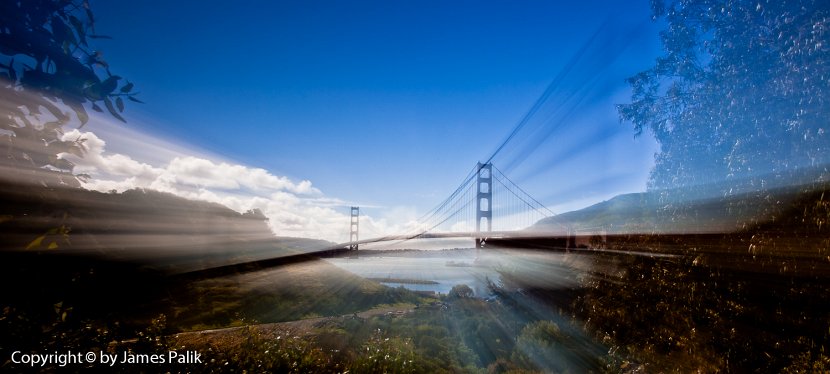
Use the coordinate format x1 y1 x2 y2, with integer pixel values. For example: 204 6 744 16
26 235 46 250
116 97 124 112
104 97 126 122
37 98 70 123
69 101 89 126
100 75 120 95
128 96 144 104
51 18 77 47
91 102 103 112
64 100 88 125
85 74 121 100
120 82 134 93
69 16 86 45
84 4 95 32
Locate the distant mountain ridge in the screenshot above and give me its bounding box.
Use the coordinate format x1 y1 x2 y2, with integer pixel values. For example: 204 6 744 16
536 192 660 233
533 184 816 235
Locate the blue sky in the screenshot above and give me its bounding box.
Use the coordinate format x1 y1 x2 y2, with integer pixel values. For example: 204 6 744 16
76 1 662 240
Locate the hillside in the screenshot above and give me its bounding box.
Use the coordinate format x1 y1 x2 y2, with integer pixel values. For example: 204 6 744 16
0 180 334 272
533 184 812 235
535 192 660 233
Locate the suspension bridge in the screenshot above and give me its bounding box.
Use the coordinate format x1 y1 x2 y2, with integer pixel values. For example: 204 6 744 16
338 161 574 252
177 161 581 281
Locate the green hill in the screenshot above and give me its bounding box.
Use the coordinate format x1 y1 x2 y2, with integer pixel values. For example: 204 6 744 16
534 184 813 235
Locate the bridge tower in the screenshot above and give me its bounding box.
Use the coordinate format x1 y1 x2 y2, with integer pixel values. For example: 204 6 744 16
475 162 492 248
349 206 359 251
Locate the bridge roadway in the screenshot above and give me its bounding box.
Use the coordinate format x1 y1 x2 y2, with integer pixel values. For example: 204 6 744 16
174 230 574 282
181 228 816 284
337 229 570 247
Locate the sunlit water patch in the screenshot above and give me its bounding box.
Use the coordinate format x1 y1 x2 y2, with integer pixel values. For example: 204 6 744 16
327 249 502 296
326 248 584 296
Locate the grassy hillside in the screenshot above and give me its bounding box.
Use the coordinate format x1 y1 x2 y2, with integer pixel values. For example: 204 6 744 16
174 260 424 331
535 192 660 233
534 183 813 235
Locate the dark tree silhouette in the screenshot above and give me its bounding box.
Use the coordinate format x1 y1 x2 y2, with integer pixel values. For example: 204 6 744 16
0 0 139 186
618 0 829 192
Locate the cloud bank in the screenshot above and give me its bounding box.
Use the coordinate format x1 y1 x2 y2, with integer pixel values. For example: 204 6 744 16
60 129 408 242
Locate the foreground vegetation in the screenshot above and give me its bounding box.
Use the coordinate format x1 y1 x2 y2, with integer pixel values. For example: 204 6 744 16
171 261 425 331
510 182 830 372
139 285 616 373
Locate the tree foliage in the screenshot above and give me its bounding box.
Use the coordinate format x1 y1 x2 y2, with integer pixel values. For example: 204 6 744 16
448 284 475 299
619 0 829 191
0 0 139 186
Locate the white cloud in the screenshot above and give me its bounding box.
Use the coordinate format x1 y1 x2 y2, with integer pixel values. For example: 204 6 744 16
161 156 319 194
58 129 353 242
66 130 163 183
